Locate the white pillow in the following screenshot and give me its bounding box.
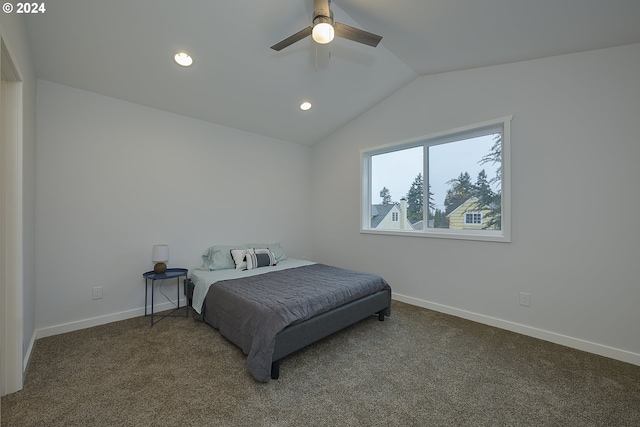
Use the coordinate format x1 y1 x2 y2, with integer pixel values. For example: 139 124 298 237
230 248 255 270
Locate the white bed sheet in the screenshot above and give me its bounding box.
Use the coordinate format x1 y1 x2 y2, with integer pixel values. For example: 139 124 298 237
190 258 315 314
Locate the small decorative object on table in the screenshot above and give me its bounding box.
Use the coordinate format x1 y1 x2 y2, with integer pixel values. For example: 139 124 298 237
142 268 189 326
152 244 169 274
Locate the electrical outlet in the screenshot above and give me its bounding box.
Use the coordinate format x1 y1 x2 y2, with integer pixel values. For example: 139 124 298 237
92 286 103 300
519 292 530 307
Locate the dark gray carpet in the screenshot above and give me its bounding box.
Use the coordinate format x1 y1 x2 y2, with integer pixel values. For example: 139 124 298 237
2 301 639 426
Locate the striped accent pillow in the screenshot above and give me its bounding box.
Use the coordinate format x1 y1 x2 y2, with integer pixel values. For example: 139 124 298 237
246 250 277 270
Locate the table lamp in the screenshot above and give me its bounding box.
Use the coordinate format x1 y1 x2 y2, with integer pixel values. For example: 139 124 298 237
152 244 169 274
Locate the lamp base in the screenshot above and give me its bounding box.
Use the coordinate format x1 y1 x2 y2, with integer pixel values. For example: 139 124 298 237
153 262 167 274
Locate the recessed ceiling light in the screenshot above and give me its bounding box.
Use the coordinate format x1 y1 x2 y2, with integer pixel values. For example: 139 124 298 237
174 52 193 67
300 101 312 111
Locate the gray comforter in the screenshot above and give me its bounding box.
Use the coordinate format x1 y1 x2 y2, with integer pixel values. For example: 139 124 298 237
202 263 391 382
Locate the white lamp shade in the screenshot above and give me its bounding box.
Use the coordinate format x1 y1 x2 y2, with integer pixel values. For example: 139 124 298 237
152 245 169 263
312 22 335 44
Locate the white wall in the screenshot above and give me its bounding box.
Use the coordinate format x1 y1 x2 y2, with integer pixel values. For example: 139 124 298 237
0 13 37 385
311 44 640 365
35 80 312 334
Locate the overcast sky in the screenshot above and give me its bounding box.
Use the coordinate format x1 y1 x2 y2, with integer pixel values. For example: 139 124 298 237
371 134 500 211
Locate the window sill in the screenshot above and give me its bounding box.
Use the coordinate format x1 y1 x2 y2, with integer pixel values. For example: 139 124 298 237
360 228 511 243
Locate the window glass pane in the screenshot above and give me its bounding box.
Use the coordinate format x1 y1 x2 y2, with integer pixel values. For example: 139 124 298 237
370 146 423 230
428 133 501 230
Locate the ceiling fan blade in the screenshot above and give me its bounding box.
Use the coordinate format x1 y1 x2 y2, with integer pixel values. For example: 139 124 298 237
271 26 313 51
334 22 382 48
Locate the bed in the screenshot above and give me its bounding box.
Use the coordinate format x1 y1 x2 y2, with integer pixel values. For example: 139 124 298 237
189 244 391 382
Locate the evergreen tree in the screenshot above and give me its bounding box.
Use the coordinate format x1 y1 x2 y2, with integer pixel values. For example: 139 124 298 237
406 173 436 223
476 134 502 229
427 184 436 219
406 174 423 222
473 169 493 201
481 134 502 184
444 172 473 215
433 208 444 228
379 187 392 206
469 169 500 229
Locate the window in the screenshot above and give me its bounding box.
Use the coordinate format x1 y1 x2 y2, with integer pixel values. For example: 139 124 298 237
361 117 511 242
465 212 482 225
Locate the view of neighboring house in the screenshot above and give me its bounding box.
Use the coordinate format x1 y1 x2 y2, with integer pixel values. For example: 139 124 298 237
446 197 498 230
371 198 414 230
373 196 497 231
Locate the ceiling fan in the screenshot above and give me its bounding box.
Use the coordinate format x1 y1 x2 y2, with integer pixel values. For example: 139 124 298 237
270 0 382 51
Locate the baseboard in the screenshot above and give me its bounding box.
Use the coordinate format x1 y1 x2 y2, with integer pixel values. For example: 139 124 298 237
36 298 188 339
34 294 640 367
392 293 640 367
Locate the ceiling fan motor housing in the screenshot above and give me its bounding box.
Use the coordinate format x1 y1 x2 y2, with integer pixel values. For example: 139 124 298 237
313 11 334 28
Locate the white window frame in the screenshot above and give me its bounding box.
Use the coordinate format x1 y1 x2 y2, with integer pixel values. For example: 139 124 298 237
464 212 483 225
360 116 512 243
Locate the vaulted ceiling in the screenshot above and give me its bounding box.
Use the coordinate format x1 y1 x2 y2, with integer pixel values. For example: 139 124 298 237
25 0 640 146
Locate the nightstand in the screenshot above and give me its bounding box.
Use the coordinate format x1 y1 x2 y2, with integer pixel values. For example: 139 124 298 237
142 268 189 326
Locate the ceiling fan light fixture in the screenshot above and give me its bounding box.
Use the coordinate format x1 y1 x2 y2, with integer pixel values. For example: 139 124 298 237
270 0 381 51
312 18 334 44
174 52 193 67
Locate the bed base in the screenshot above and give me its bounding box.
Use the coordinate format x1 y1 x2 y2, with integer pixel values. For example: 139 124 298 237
270 289 391 379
